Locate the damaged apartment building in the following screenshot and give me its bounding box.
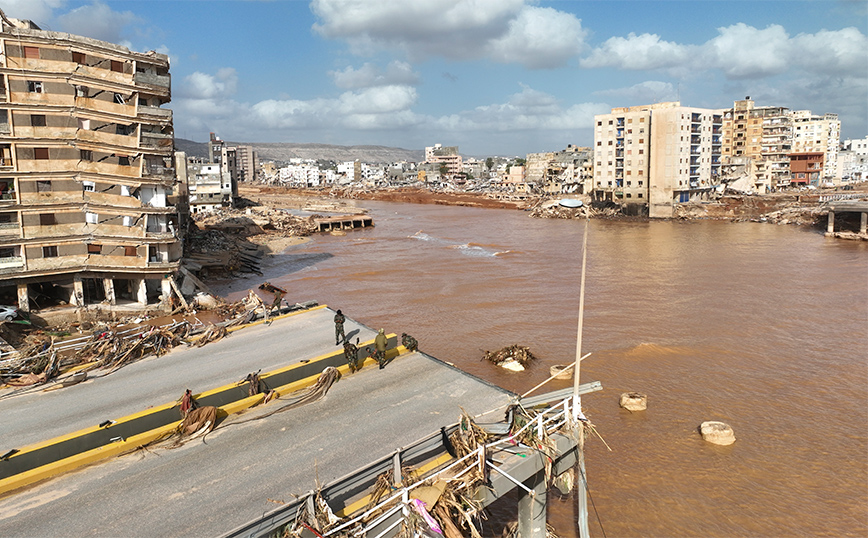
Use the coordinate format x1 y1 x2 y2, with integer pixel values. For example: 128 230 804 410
0 10 182 313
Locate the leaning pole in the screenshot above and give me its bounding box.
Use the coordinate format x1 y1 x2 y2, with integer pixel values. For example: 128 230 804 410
574 217 591 538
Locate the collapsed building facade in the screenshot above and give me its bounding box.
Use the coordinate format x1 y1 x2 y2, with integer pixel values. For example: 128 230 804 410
0 10 181 312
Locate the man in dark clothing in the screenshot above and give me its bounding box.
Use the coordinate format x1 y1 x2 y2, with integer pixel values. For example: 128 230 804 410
374 328 387 369
343 338 359 372
334 309 346 345
401 333 418 352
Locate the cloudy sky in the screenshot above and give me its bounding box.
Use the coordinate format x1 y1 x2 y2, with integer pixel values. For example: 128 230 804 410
3 0 866 156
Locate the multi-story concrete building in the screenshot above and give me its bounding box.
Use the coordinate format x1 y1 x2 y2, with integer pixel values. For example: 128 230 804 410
424 144 462 177
721 98 792 191
234 145 259 183
788 152 824 186
0 10 181 311
594 101 723 218
837 137 868 183
791 110 840 180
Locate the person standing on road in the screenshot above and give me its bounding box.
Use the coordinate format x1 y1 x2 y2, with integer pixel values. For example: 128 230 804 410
375 328 388 369
334 309 346 345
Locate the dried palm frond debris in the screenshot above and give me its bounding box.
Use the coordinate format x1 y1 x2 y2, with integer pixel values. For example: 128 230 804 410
482 345 537 368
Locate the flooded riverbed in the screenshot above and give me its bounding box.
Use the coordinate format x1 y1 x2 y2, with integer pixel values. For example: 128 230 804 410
218 201 868 537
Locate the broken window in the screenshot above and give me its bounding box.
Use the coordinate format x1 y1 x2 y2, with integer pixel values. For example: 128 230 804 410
75 85 88 98
31 114 46 127
82 180 95 191
80 150 93 161
123 215 133 227
118 156 130 166
40 213 56 225
124 246 137 256
36 180 51 192
85 212 98 224
87 244 101 254
27 81 43 93
34 148 49 160
72 51 86 64
116 124 135 136
23 46 39 59
113 93 125 105
110 60 124 73
0 247 15 258
42 246 58 258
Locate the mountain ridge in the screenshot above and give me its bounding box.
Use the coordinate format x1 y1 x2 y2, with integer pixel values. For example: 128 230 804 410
174 138 426 164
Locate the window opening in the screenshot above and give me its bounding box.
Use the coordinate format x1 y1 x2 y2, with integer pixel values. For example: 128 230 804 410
36 180 51 192
31 114 46 127
87 244 101 254
42 245 58 258
34 148 49 160
27 81 43 93
40 213 56 225
72 51 86 64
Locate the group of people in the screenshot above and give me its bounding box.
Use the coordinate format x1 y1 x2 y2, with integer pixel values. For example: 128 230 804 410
334 309 417 372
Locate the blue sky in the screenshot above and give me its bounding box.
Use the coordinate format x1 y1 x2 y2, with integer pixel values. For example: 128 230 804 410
3 0 866 156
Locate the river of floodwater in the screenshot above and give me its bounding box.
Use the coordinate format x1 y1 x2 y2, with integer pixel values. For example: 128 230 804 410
217 200 868 537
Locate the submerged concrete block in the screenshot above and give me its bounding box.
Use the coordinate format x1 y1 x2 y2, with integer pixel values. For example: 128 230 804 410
619 392 647 411
700 421 736 445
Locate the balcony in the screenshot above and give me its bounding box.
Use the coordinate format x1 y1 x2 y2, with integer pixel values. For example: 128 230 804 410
134 72 171 89
138 106 172 121
140 132 174 150
143 164 175 180
0 256 23 272
0 190 16 203
0 221 19 236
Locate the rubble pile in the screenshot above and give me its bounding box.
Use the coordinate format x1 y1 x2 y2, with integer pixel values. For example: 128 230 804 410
186 206 319 277
529 203 621 220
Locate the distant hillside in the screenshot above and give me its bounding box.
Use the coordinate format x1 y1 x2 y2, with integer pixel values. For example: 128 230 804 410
174 139 425 164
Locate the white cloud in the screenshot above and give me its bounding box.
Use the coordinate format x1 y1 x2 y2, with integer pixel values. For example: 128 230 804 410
0 0 64 27
330 61 419 89
311 0 586 68
582 23 868 81
434 85 606 132
703 23 790 79
486 6 586 69
55 1 139 46
179 68 239 100
581 32 690 70
596 81 679 104
792 27 868 75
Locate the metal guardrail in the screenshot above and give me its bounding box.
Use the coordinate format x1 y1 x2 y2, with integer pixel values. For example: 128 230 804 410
820 193 867 203
223 387 601 538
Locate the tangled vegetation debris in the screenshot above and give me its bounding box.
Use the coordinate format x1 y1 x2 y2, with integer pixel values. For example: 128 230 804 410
482 345 538 369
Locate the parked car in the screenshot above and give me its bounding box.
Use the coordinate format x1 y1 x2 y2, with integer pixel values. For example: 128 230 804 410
0 305 18 321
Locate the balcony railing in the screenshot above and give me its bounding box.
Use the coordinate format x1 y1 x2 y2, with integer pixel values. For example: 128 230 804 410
0 256 23 270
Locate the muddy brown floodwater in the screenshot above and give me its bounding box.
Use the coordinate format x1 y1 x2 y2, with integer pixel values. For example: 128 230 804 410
216 201 868 538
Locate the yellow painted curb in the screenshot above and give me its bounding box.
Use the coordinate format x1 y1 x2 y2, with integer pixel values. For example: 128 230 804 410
0 332 408 498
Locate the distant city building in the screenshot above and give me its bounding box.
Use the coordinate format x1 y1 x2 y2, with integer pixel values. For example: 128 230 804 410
837 137 868 182
788 152 824 186
721 97 792 192
185 132 235 212
0 9 181 311
790 110 840 180
594 101 723 218
425 144 462 177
